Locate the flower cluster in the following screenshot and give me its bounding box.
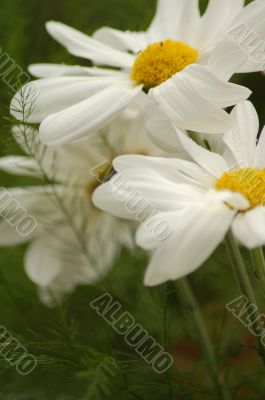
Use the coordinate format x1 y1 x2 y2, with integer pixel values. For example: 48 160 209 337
2 0 265 304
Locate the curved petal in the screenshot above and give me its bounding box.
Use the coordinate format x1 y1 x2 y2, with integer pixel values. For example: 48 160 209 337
46 21 135 68
143 192 235 286
168 123 228 178
93 157 207 220
150 67 232 134
151 65 250 135
232 207 265 249
186 64 251 108
224 101 259 167
113 154 215 186
11 76 127 123
93 27 147 53
39 82 142 145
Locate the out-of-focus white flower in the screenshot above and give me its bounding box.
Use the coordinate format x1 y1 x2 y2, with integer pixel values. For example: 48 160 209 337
93 101 265 286
11 0 265 145
0 117 158 304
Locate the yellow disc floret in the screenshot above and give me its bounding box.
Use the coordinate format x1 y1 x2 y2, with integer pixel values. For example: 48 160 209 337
131 40 199 89
215 168 265 208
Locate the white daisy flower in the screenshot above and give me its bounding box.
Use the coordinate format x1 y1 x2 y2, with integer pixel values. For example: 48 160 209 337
11 0 265 145
93 100 265 286
0 118 157 303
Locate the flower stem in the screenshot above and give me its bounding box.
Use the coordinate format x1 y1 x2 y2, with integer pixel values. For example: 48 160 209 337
225 231 265 365
251 247 265 296
175 278 231 400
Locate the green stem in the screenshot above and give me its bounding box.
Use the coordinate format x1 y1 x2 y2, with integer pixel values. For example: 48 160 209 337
251 247 265 296
225 231 265 365
175 278 231 400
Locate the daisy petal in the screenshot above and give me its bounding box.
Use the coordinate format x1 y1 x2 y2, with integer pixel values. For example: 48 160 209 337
150 67 233 134
28 63 128 78
224 101 259 167
195 0 244 50
232 207 265 249
25 235 63 286
46 21 135 68
0 156 40 177
145 118 188 155
39 82 142 145
93 27 147 53
113 154 214 186
187 65 251 108
11 76 127 123
143 193 235 286
169 122 228 178
209 0 265 77
147 0 200 44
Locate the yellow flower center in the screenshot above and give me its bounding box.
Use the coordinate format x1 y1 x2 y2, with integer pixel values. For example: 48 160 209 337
131 40 199 89
215 168 265 208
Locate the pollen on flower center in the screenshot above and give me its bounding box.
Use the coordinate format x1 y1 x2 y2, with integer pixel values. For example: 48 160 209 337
131 39 199 89
215 168 265 208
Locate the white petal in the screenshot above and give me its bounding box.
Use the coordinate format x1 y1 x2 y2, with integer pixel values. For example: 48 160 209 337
92 182 135 220
113 154 215 186
254 126 265 167
93 156 207 220
168 123 228 178
206 38 254 80
232 207 265 249
0 187 54 246
93 27 147 53
11 76 128 123
28 63 128 78
147 0 200 44
39 82 142 145
46 21 135 68
224 101 259 167
25 235 63 286
0 220 35 246
150 65 246 135
210 0 265 76
187 64 251 108
146 118 188 155
0 156 41 177
195 0 244 50
144 193 235 286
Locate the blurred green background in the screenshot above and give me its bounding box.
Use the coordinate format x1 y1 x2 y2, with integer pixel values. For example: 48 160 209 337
0 0 265 399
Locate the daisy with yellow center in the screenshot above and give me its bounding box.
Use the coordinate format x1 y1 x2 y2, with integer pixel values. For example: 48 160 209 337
11 0 265 145
131 40 199 89
93 101 265 286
